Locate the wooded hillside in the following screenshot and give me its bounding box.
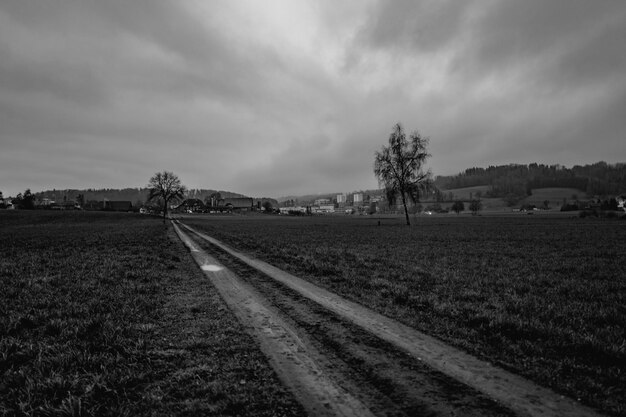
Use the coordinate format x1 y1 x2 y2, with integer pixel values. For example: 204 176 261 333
435 162 626 198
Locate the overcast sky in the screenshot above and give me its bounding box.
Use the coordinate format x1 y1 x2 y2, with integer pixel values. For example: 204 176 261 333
1 1 625 198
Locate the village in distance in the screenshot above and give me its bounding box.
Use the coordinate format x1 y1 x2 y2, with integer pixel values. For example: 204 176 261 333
2 161 626 218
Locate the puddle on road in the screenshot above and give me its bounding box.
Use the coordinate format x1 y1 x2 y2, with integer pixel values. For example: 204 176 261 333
201 264 223 272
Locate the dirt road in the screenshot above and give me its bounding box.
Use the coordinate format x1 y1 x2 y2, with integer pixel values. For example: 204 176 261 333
172 220 603 417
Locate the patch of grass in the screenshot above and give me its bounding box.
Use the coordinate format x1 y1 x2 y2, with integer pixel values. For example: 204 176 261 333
182 214 626 416
521 187 586 207
0 211 304 416
439 185 492 200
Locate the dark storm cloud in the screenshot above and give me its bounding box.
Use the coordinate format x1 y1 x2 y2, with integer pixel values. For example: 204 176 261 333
455 1 626 91
351 0 626 174
0 0 316 195
0 1 624 197
0 0 302 122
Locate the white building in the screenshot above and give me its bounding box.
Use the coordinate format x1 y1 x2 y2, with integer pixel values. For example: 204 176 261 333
353 193 363 204
316 205 335 213
314 198 331 206
337 194 346 204
279 206 307 214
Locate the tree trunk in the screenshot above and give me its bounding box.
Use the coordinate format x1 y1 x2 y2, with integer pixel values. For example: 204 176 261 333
162 199 167 223
401 193 411 226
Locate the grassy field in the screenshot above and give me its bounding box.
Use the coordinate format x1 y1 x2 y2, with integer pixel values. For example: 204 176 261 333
0 211 304 416
520 187 586 207
440 185 492 200
439 186 588 212
182 213 626 416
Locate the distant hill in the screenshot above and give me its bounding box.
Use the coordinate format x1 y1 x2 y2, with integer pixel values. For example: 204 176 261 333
276 162 625 209
435 161 626 198
33 188 249 205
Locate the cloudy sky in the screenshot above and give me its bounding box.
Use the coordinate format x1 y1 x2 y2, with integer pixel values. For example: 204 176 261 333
1 1 625 198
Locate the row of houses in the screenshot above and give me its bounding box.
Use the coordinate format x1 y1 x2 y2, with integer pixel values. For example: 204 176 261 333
174 197 254 213
1 197 136 211
2 194 263 213
278 205 336 215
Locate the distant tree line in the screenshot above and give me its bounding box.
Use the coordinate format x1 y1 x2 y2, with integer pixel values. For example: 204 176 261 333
1 186 252 211
435 162 626 198
32 187 247 208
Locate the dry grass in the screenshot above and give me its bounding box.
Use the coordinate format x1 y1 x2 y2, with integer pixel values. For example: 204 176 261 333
183 213 626 416
0 210 304 416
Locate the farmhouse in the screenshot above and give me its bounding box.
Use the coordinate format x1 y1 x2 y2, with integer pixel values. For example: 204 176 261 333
3 198 15 209
176 198 205 213
50 201 80 210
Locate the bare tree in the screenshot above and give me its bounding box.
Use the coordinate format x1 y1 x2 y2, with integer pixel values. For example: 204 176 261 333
147 171 187 222
374 123 434 226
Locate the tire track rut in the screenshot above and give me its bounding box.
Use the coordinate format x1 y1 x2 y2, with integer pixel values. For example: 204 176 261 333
173 221 374 417
198 239 515 417
174 220 604 417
